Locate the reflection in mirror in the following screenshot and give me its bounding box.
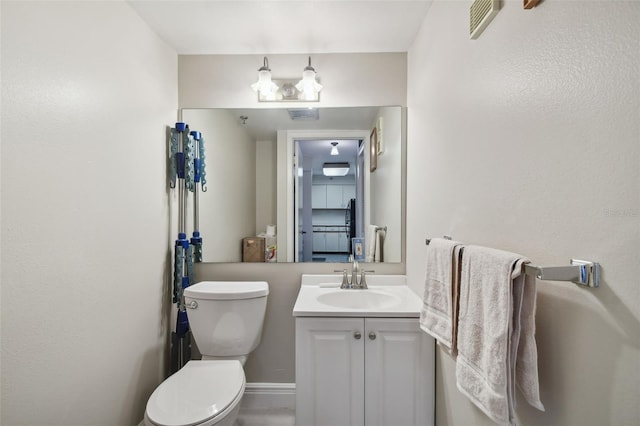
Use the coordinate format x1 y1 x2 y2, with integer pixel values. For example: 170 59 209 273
181 107 403 264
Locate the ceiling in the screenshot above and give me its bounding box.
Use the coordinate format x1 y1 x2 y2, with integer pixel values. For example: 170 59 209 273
299 138 360 177
131 1 420 177
225 106 378 140
128 0 433 55
223 106 375 175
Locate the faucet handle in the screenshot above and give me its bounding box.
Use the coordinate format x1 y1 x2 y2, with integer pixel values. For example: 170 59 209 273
360 270 375 289
359 270 368 289
335 269 351 289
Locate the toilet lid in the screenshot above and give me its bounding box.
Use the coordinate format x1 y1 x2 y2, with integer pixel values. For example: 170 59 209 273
185 281 269 300
146 360 245 426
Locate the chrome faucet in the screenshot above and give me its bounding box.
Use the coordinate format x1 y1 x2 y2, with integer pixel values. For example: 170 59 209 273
335 256 371 289
350 256 360 288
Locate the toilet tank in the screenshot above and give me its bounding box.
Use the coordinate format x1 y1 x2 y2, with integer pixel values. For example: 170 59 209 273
184 281 269 358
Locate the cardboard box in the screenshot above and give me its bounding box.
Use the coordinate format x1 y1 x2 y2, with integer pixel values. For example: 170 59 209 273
242 237 265 262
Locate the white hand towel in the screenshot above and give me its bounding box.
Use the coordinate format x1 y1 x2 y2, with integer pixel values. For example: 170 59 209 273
419 238 463 354
515 273 545 412
365 225 377 262
378 228 386 262
374 228 384 262
456 245 544 426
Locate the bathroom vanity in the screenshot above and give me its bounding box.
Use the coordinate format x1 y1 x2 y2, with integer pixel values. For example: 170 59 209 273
293 275 434 426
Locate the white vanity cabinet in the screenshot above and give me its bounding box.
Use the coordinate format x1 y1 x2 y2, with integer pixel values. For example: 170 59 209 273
295 316 432 426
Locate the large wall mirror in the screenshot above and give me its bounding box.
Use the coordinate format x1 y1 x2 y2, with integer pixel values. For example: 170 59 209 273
181 106 405 264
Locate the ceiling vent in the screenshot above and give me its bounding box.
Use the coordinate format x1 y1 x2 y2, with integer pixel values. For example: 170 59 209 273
288 108 319 121
470 0 499 39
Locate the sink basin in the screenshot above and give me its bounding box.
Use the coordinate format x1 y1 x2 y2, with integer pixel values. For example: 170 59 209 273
293 274 422 317
316 289 402 309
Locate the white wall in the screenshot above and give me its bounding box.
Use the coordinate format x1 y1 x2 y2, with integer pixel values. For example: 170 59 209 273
1 1 177 425
255 139 277 236
181 109 256 262
370 106 403 262
179 53 407 108
406 1 639 425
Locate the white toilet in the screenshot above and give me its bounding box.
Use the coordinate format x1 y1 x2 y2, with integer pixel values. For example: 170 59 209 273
144 281 269 426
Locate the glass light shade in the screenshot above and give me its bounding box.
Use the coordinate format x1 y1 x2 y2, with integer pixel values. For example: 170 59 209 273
251 70 278 100
330 145 339 156
295 70 323 101
322 162 349 176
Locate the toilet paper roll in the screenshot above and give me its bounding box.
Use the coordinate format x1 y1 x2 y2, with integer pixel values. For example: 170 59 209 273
266 225 277 236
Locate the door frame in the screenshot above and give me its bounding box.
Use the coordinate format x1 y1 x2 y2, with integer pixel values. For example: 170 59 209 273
277 129 370 262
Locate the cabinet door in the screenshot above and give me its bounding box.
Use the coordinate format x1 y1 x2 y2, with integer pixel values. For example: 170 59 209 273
312 185 327 208
312 232 326 252
339 232 350 252
364 319 434 426
296 318 365 426
325 232 340 252
326 185 343 208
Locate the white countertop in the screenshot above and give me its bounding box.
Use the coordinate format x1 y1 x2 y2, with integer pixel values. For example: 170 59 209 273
293 274 422 318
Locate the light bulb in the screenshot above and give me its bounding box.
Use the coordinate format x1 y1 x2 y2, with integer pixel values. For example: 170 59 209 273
295 57 322 101
251 57 279 100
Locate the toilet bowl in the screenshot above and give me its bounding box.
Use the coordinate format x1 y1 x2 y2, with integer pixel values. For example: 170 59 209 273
145 360 245 426
145 281 269 426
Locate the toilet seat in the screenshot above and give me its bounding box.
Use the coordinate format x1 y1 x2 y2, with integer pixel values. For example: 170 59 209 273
145 360 245 426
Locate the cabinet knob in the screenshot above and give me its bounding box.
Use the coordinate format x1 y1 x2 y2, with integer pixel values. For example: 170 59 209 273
369 332 377 340
354 331 362 340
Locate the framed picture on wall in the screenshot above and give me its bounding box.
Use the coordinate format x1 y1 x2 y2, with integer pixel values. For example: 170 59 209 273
370 126 378 172
376 116 384 155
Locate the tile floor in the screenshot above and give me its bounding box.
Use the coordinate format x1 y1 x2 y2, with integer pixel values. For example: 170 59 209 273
236 407 295 426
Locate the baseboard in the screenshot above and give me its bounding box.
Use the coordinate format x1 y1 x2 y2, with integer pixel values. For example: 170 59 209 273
241 382 296 410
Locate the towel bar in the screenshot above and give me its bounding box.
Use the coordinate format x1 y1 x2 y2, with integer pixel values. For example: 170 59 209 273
523 260 600 288
425 237 600 288
425 236 452 245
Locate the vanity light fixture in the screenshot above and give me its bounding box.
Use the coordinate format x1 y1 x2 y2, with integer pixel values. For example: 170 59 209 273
330 142 339 156
251 57 278 100
322 162 350 177
253 56 323 102
295 56 323 101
